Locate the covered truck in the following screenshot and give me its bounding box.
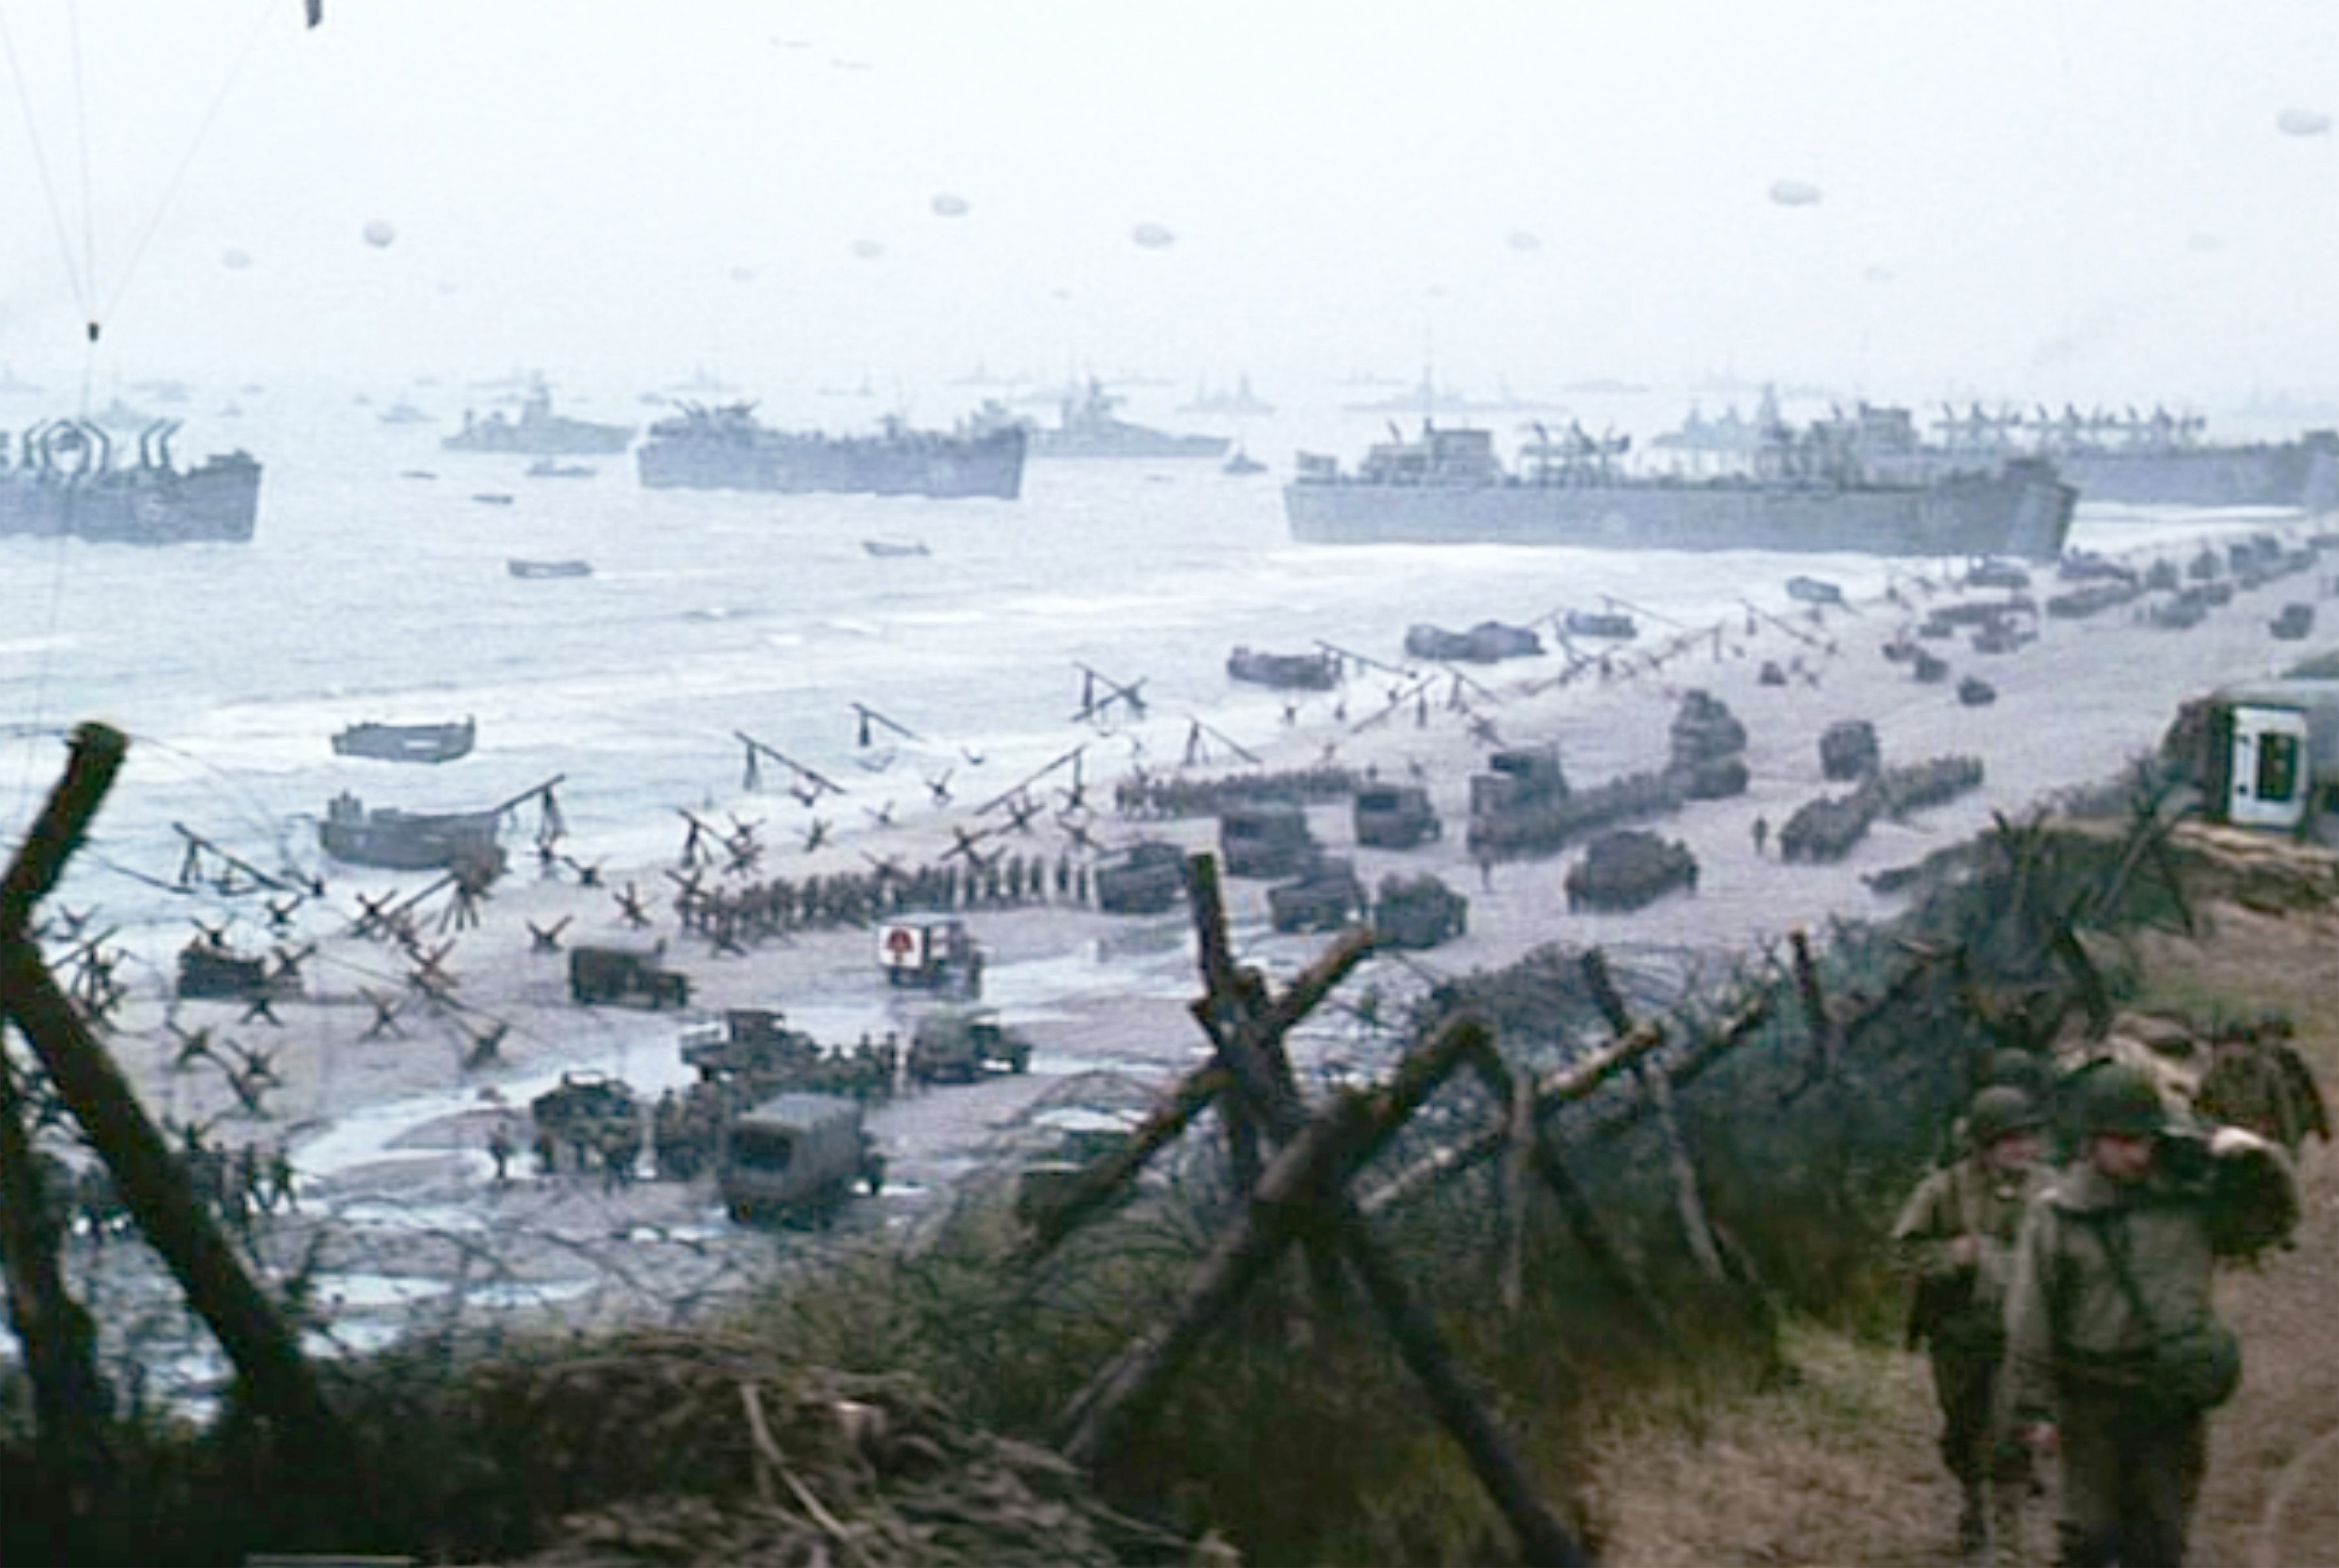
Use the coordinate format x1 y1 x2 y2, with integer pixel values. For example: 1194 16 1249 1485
717 1092 884 1225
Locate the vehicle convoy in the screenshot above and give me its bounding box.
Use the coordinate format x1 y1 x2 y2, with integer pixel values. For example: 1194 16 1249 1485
1284 417 2075 559
569 943 691 1009
1371 873 1468 949
1268 856 1368 934
717 1092 885 1225
876 915 983 996
1219 803 1318 878
908 1007 1032 1084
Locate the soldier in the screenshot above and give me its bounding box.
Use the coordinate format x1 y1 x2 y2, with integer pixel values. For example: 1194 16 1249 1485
533 1124 559 1177
1750 814 1769 857
2006 1062 2299 1568
486 1117 515 1185
2193 1020 2329 1160
1893 1086 2050 1562
267 1144 299 1214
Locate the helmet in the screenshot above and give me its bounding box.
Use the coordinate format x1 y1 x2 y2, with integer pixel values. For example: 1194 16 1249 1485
1983 1049 2055 1098
1967 1085 2044 1146
2074 1061 2171 1139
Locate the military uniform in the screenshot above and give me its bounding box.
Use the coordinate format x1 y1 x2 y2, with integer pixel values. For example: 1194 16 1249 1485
1893 1102 2050 1558
2194 1033 2327 1158
2004 1067 2298 1567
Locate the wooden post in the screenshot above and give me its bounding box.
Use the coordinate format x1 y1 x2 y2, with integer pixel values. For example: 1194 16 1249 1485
0 1044 111 1497
1788 927 1839 1080
1336 1209 1590 1568
1641 1062 1727 1284
1058 1014 1484 1467
0 727 359 1503
1018 1066 1230 1262
1500 1064 1532 1313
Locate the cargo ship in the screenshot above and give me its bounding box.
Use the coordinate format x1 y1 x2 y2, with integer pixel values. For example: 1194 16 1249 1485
637 403 1024 499
0 419 261 544
444 384 633 456
1931 405 2339 510
1284 419 2076 560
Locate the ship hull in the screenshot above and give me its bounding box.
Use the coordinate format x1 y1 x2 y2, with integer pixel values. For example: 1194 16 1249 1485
1283 463 2076 561
444 425 632 457
319 808 503 870
637 425 1024 500
0 455 261 544
2057 442 2339 510
1034 431 1229 460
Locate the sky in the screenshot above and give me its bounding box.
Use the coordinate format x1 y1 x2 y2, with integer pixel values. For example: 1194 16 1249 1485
2 0 2339 412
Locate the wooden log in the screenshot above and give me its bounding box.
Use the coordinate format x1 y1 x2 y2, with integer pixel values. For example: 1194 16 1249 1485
1788 926 1839 1079
2 947 353 1473
1448 1034 1679 1345
1335 1208 1589 1567
1058 1013 1486 1467
1500 1064 1531 1313
1360 1014 1671 1215
0 725 127 1499
0 1046 111 1494
1641 1062 1726 1284
1017 1066 1230 1263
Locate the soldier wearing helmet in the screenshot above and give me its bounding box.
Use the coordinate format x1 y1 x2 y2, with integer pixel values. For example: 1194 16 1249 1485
1893 1085 2051 1561
2004 1061 2299 1567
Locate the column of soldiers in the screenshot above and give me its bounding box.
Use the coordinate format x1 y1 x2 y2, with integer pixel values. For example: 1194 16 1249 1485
670 855 1090 952
1895 1019 2315 1566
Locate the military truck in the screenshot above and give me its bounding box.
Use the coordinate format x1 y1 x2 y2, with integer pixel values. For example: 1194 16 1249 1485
569 943 690 1008
1267 856 1367 933
679 1009 825 1090
908 1006 1033 1085
1373 873 1467 949
1820 719 1881 782
876 915 982 996
531 1070 642 1173
175 939 283 1002
2163 680 2339 840
1565 830 1698 912
717 1092 884 1225
1219 802 1317 878
1093 840 1187 914
1354 783 1441 849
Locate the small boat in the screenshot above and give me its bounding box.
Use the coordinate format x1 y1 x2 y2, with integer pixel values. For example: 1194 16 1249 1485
508 558 593 580
1785 575 1846 607
1222 447 1268 477
862 537 930 558
332 717 476 765
1560 609 1638 640
378 401 433 425
525 459 597 479
399 469 438 480
1226 646 1340 691
472 492 515 506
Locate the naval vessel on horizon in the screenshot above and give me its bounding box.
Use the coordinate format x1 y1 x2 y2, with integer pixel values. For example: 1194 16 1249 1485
444 384 634 457
1285 416 2076 560
1026 380 1228 460
636 402 1025 499
0 419 261 544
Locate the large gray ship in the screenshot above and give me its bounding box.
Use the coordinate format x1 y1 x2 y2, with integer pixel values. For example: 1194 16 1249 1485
444 384 634 456
1285 419 2075 560
637 403 1024 499
1931 405 2339 510
0 419 261 544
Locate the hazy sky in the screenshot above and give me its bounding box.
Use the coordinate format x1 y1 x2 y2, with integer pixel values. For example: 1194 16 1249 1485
4 0 2339 408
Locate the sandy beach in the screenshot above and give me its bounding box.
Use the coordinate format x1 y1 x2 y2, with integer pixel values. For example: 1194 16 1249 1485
44 514 2337 1386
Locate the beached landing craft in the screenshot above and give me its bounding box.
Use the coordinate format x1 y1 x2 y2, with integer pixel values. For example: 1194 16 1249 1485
1285 417 2076 560
0 419 261 544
